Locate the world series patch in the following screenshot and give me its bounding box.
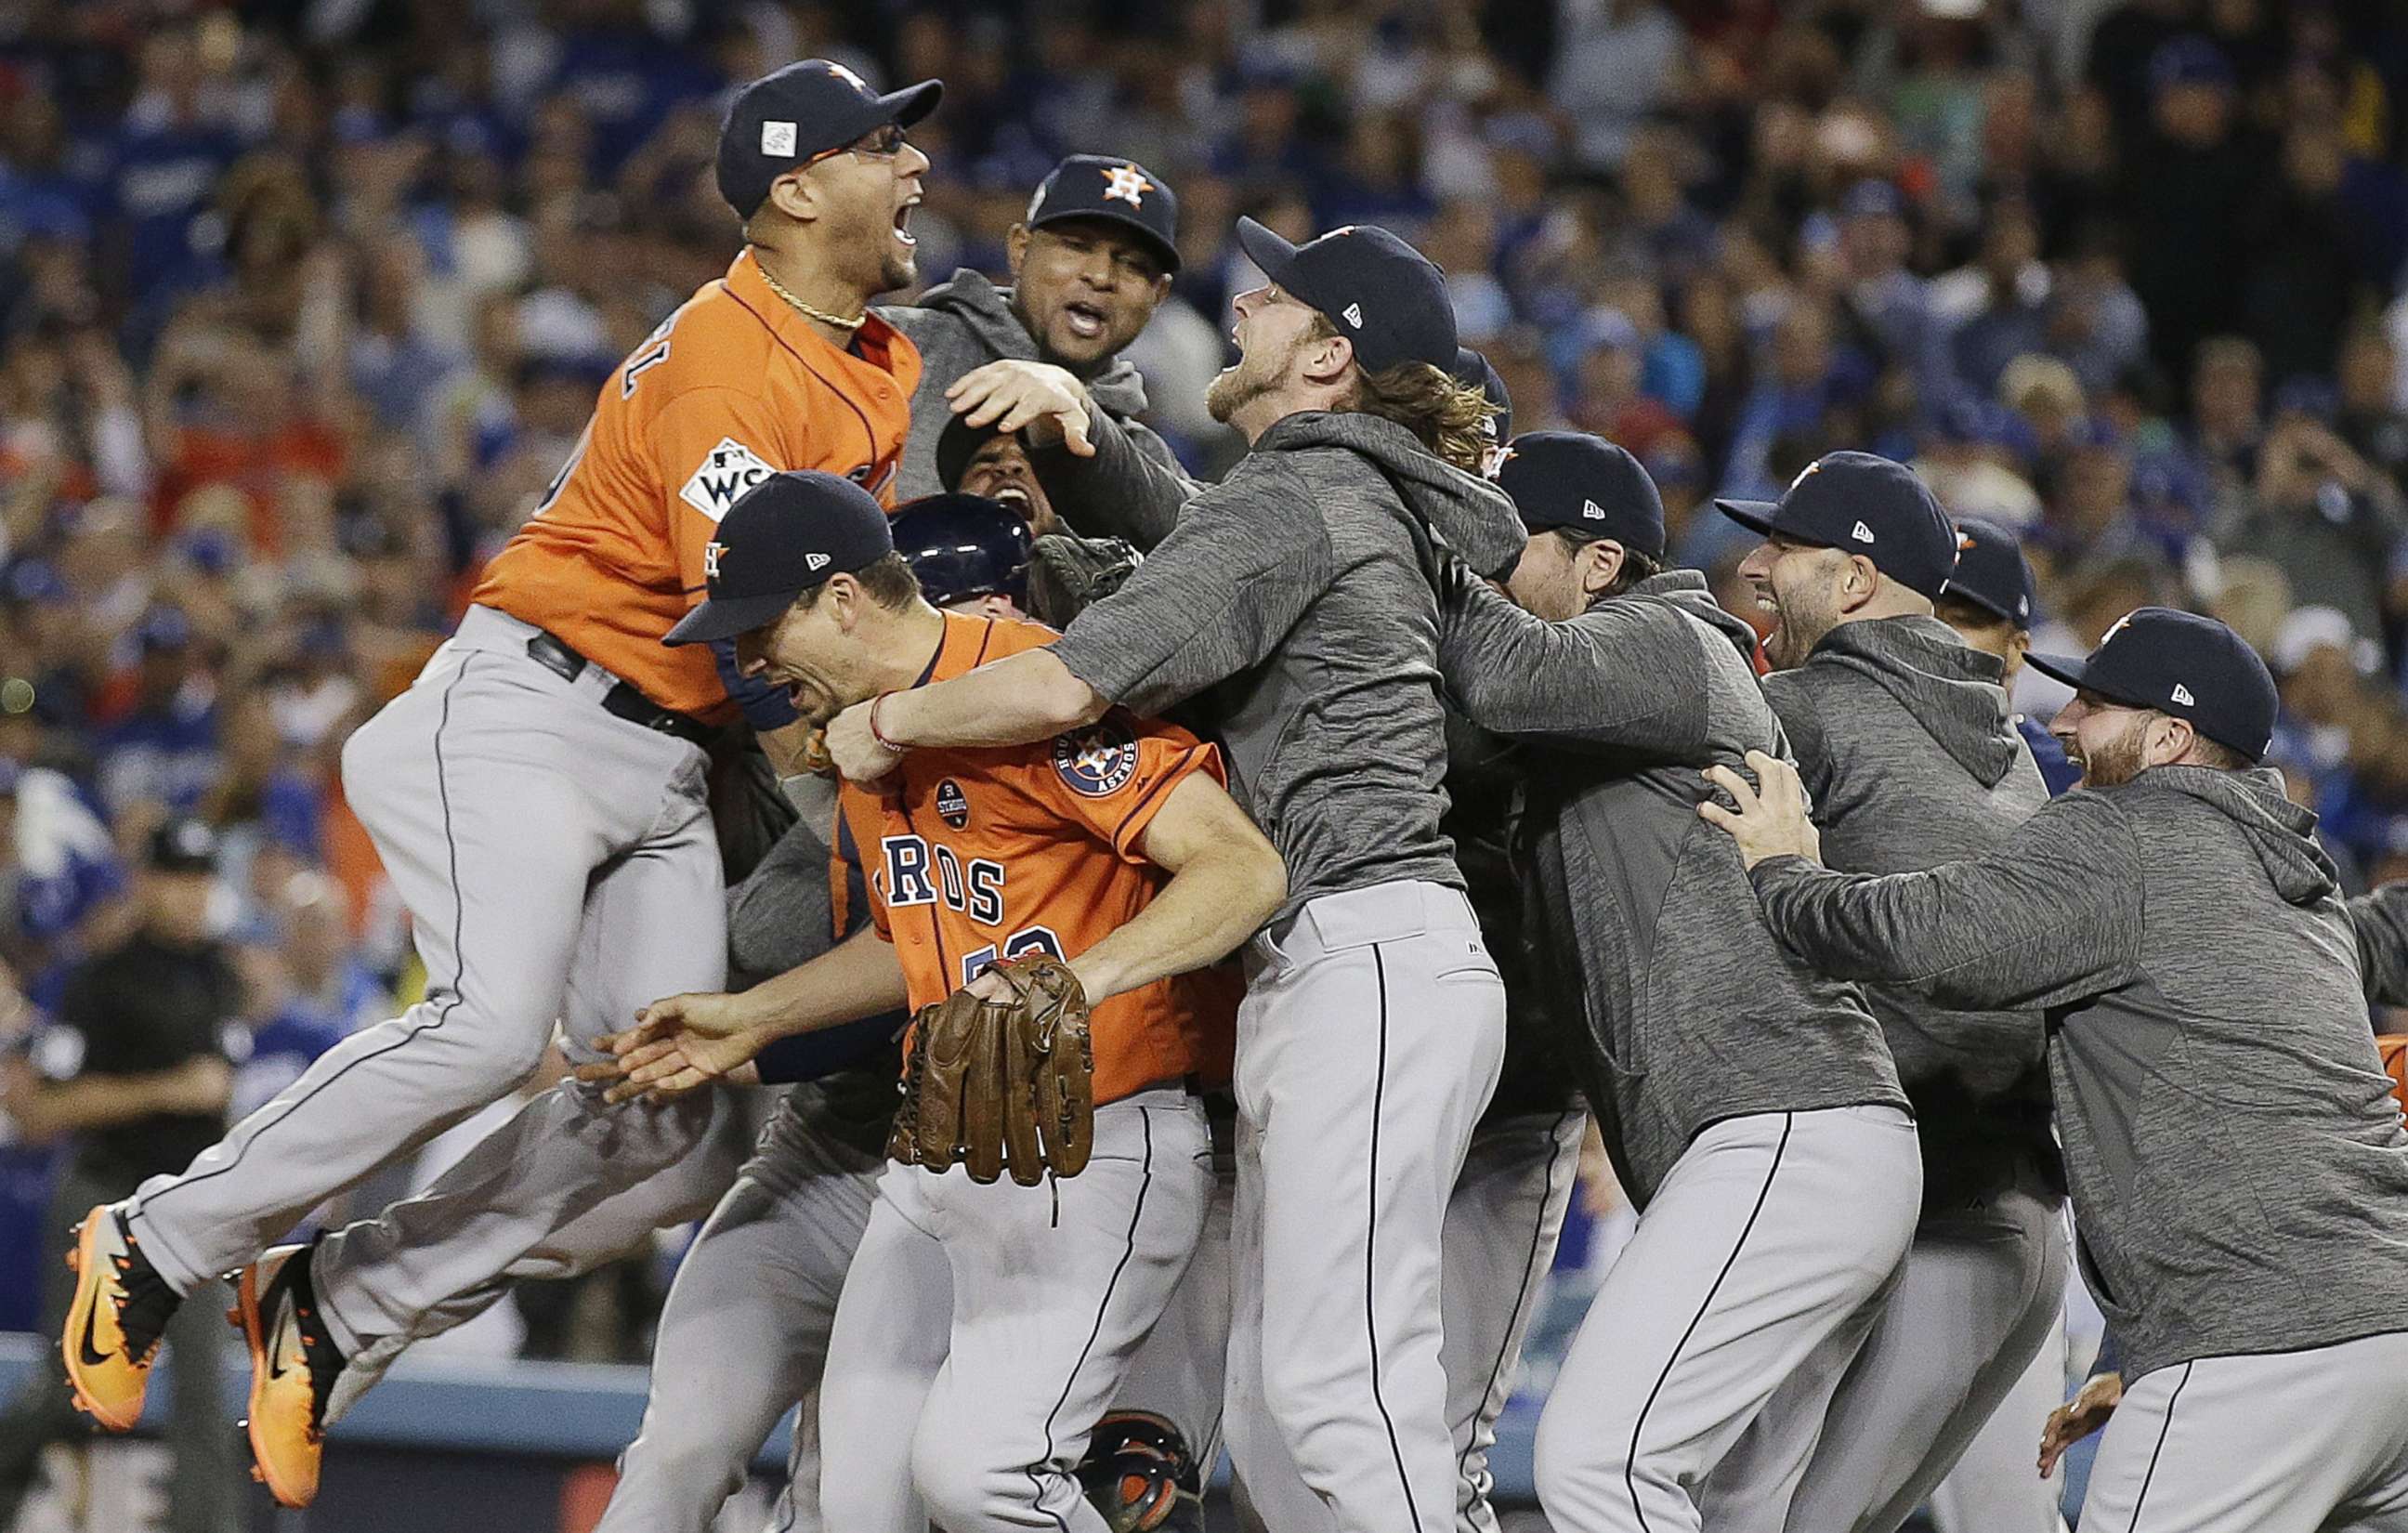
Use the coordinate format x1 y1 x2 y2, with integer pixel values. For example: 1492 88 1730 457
936 778 970 829
1052 718 1139 797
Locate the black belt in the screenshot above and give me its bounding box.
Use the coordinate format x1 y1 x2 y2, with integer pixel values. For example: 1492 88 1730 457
523 631 718 749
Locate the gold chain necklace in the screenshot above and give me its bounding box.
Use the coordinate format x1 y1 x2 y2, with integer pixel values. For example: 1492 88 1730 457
756 259 866 332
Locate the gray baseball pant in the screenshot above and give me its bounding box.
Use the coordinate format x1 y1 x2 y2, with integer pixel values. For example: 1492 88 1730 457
1220 881 1508 1533
1447 1108 1588 1533
594 1091 883 1533
817 1090 1212 1533
1537 1105 1922 1533
2078 1330 2408 1532
1774 1173 2069 1533
124 606 726 1297
1927 1295 2071 1533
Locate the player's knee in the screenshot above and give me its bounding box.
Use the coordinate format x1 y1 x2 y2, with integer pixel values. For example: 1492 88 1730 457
616 1422 746 1514
910 1441 1012 1533
1532 1395 1631 1511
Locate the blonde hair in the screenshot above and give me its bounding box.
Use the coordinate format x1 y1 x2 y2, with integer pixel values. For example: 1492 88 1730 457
1306 314 1496 475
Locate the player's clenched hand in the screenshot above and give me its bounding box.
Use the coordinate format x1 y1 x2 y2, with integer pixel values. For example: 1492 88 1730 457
1697 751 1822 870
2037 1370 2123 1478
588 991 767 1105
946 360 1096 457
825 701 904 783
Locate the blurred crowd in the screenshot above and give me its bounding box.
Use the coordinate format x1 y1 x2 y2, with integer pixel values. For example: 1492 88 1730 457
3 0 2408 1342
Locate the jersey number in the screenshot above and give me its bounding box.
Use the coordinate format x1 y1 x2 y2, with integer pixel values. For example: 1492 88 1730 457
533 314 679 517
960 926 1067 987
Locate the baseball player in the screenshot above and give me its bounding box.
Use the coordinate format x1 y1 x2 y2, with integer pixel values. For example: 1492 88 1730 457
882 152 1186 509
1420 438 1918 1533
822 219 1527 1533
1937 518 2081 795
1710 455 2062 1533
59 59 935 1507
600 470 1284 1533
1708 608 2408 1533
1927 512 2078 1533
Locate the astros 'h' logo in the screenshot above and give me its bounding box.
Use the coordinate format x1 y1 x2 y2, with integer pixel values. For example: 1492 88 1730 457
703 542 727 580
1102 164 1153 206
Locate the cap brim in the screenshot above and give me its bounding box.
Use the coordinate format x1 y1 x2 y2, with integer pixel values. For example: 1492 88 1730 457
1234 216 1300 291
2022 650 2091 691
1712 499 1783 536
664 591 803 648
877 79 943 130
1028 207 1181 272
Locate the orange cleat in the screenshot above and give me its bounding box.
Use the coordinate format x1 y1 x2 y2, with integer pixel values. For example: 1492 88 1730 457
61 1205 179 1432
229 1244 345 1509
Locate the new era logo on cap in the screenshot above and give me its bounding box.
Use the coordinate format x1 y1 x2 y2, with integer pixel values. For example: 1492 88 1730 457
2171 683 2195 705
1852 520 1876 544
702 542 726 579
805 552 831 571
1342 302 1365 329
1582 499 1606 520
761 121 797 156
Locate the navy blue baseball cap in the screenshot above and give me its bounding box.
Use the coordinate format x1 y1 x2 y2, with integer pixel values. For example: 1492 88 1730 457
891 494 1032 609
2027 608 2277 761
1498 431 1666 558
716 60 941 218
1942 518 2036 628
1716 451 1958 600
1234 217 1457 373
1026 155 1179 272
1454 347 1512 457
664 470 897 646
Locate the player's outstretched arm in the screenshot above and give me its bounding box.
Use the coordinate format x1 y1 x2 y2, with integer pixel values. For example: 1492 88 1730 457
592 926 909 1103
1066 773 1286 1003
827 648 1108 780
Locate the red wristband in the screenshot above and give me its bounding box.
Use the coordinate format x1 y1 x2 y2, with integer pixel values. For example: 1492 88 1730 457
868 690 900 752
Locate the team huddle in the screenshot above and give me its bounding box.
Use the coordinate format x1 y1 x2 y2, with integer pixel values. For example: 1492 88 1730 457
51 57 2408 1533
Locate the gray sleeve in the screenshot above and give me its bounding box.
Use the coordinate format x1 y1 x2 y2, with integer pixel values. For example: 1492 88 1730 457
1029 405 1199 553
2349 883 2408 1005
1433 560 1712 753
1049 466 1335 715
1748 791 2146 1012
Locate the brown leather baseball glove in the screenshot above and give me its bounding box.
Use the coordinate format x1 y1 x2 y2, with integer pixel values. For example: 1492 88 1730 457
888 953 1095 1186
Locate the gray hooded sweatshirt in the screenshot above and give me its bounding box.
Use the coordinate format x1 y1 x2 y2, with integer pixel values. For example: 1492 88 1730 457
1753 765 2408 1378
2352 883 2408 1005
1762 616 2054 1213
1433 566 1907 1207
876 269 1187 505
1050 411 1525 927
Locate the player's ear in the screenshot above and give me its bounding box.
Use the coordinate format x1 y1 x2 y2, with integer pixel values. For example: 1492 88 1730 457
765 170 816 226
1005 224 1029 277
1300 330 1353 387
1839 552 1880 612
1580 540 1626 599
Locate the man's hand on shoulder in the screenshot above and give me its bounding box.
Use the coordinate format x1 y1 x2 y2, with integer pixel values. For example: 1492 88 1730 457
1698 751 1823 869
947 360 1096 457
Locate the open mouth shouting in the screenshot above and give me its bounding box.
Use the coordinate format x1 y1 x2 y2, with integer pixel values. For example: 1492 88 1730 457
893 195 921 250
1061 298 1109 342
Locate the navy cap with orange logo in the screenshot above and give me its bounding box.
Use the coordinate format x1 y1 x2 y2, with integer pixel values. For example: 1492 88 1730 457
664 471 896 646
2026 608 2277 762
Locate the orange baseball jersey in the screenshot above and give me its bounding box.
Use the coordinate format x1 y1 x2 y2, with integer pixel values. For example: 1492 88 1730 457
835 612 1236 1105
472 248 920 722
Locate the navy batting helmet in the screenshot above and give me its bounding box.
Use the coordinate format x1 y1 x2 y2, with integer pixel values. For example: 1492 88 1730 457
891 494 1033 609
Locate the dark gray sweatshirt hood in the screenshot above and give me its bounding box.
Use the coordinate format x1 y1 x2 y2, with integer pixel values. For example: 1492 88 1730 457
1617 570 1762 665
912 269 1150 417
2141 763 2338 906
1811 614 2023 788
1259 411 1525 577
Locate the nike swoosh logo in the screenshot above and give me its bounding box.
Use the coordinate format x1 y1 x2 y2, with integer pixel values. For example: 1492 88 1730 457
78 1301 113 1368
265 1296 291 1381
